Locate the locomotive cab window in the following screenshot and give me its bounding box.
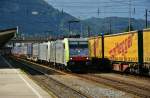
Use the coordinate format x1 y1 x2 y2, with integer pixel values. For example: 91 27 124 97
69 41 88 48
69 41 88 56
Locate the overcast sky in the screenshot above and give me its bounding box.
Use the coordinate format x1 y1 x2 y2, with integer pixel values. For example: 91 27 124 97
45 0 150 19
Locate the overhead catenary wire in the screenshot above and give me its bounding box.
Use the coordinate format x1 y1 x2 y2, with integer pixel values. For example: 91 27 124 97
2 0 149 20
47 0 148 19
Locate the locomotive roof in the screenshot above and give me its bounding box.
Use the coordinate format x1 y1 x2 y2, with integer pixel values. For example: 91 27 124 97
65 38 88 41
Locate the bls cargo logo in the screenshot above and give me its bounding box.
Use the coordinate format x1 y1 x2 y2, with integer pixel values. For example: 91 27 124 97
109 34 134 59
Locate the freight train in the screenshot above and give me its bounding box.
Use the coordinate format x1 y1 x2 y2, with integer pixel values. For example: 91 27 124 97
11 28 150 75
11 38 90 72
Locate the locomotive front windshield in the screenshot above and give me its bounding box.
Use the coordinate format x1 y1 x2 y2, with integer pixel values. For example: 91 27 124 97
69 41 88 56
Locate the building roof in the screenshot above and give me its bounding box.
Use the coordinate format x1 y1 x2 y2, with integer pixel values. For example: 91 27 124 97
0 28 17 47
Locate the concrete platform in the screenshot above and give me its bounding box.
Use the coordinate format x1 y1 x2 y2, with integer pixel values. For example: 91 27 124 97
0 55 56 98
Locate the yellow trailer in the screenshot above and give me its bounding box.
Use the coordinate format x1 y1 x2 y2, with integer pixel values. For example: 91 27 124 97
104 31 139 72
104 31 138 62
88 29 150 75
88 36 111 70
88 36 102 59
143 29 150 63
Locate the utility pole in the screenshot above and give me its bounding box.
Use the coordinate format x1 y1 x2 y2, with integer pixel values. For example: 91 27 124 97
134 8 136 14
128 0 131 32
80 23 83 37
68 20 80 36
61 8 64 14
87 26 91 37
15 26 19 39
145 9 148 28
109 18 112 34
97 8 100 16
69 23 71 33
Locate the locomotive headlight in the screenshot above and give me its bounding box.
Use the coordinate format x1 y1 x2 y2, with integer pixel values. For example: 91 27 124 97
70 57 72 60
86 57 89 60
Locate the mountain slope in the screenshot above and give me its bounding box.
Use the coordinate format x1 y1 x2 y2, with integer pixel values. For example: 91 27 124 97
0 0 78 36
82 17 149 35
0 0 149 37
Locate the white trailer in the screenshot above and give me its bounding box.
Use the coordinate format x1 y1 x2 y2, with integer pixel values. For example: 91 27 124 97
32 43 39 61
39 43 48 61
47 41 51 62
20 44 28 57
11 46 22 56
55 40 65 65
27 43 33 58
49 41 55 63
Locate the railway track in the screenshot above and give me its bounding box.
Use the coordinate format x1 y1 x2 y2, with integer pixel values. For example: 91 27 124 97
75 74 150 98
93 74 150 91
6 56 91 98
10 56 150 98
